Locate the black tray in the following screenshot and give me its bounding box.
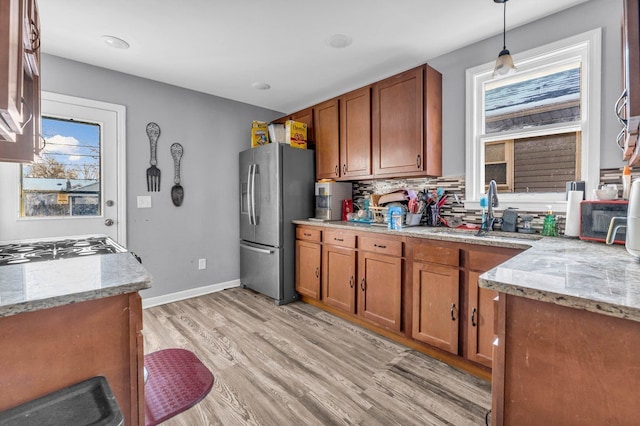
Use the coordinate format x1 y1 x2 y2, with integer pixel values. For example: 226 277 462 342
0 376 123 426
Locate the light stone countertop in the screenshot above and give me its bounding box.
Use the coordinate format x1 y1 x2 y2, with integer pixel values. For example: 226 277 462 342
293 219 640 323
0 252 152 318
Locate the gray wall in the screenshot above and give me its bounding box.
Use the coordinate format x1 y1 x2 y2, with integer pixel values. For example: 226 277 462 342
41 54 282 299
429 0 624 176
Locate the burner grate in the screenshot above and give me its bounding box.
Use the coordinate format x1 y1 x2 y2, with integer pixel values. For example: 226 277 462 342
0 237 125 266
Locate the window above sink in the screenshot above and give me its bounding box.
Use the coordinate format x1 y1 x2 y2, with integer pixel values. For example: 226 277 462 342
465 29 602 213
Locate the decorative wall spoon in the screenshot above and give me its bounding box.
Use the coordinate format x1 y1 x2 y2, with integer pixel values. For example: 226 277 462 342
170 143 184 206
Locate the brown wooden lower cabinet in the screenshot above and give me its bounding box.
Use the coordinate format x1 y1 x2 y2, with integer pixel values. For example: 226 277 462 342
322 243 356 313
412 261 460 353
0 293 144 425
295 225 522 378
465 248 519 368
295 239 321 299
492 294 640 425
466 270 495 367
358 250 402 332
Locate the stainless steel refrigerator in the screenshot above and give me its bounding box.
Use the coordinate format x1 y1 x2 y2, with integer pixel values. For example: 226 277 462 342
239 143 315 305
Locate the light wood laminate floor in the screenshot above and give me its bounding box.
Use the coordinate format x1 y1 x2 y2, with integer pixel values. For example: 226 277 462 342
143 287 491 425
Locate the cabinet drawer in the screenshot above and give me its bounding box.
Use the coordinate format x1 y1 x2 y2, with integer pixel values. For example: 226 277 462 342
467 250 516 271
324 230 356 248
359 236 403 257
296 227 321 242
413 244 459 267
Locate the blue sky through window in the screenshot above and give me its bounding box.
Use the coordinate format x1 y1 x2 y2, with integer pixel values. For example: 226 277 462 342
25 117 101 180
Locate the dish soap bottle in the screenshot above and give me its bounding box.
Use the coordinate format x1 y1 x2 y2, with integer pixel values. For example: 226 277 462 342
541 205 558 237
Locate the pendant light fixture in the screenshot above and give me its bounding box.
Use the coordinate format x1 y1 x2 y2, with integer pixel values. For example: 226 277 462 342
493 0 516 77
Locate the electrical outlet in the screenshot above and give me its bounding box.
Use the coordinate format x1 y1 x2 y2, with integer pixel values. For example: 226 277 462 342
198 258 206 270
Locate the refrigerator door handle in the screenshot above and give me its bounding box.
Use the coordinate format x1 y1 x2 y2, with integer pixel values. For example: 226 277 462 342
247 164 254 225
250 163 257 225
240 243 274 254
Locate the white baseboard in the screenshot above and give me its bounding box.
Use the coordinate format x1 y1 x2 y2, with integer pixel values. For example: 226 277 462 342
142 279 241 309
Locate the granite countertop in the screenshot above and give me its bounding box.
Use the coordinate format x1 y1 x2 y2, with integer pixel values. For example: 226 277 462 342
0 252 152 318
293 219 640 323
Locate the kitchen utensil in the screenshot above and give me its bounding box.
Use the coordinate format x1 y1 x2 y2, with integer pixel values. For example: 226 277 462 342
146 122 161 192
437 194 448 209
170 143 184 206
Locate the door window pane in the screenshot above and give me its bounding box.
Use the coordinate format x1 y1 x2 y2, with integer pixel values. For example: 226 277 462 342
21 117 101 217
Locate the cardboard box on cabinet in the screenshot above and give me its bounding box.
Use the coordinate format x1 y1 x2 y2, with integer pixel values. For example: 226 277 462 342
285 120 307 149
251 121 270 147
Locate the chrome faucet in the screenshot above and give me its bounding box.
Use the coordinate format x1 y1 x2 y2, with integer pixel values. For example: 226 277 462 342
477 180 499 236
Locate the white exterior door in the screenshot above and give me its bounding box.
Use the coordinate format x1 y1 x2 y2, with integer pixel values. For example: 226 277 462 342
0 92 127 245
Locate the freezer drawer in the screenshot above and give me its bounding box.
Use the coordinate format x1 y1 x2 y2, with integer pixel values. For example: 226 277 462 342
240 242 284 302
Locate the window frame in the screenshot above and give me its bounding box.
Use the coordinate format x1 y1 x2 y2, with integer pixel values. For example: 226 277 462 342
465 28 602 212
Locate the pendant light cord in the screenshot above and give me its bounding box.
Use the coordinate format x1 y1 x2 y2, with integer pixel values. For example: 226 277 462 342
502 1 507 50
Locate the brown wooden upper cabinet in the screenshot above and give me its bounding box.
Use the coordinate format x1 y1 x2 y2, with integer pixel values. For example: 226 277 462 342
291 107 314 143
314 98 340 179
314 87 373 180
373 65 442 178
272 106 315 143
0 0 41 163
340 87 372 180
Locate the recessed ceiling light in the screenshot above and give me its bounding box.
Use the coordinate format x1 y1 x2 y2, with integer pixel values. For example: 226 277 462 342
326 34 352 49
101 35 130 49
252 82 271 90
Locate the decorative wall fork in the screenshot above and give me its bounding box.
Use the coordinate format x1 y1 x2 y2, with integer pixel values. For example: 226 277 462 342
146 122 161 191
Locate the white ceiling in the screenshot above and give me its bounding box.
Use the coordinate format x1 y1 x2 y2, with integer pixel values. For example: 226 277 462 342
39 0 591 114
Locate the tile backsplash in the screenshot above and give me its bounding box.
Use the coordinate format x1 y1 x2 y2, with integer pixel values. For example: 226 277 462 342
351 167 639 234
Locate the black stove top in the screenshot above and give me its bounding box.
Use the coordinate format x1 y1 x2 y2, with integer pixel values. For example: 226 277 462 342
0 237 125 266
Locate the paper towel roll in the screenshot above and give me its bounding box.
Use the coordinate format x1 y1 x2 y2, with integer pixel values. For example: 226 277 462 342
564 190 583 237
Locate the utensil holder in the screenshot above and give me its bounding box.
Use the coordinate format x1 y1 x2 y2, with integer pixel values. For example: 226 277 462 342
405 213 422 226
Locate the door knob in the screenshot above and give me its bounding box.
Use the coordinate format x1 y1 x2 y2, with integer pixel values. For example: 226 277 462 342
106 200 115 207
104 219 115 226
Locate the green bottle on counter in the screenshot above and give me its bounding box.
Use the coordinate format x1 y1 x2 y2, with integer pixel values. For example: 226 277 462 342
541 206 558 237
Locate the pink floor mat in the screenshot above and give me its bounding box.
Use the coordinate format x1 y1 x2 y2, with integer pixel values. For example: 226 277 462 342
144 349 214 426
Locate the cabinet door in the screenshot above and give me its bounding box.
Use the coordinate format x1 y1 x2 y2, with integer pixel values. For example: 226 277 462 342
295 240 321 299
357 251 402 331
0 0 24 143
465 248 518 367
372 66 424 177
314 98 340 179
423 65 442 176
412 262 459 354
467 271 497 368
340 87 371 179
291 107 314 142
322 244 356 313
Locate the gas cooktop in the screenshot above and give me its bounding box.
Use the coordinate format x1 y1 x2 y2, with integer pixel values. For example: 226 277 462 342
0 236 126 266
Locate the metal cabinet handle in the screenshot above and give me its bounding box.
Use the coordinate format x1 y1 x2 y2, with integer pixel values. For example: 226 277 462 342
334 238 344 242
450 303 456 321
343 164 347 175
373 243 387 249
335 165 339 176
416 154 421 168
315 267 320 278
471 307 477 327
615 88 628 127
617 127 626 151
360 277 365 291
304 233 312 237
349 276 354 288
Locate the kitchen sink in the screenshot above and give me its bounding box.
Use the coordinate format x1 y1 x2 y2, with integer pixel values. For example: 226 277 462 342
429 227 542 241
